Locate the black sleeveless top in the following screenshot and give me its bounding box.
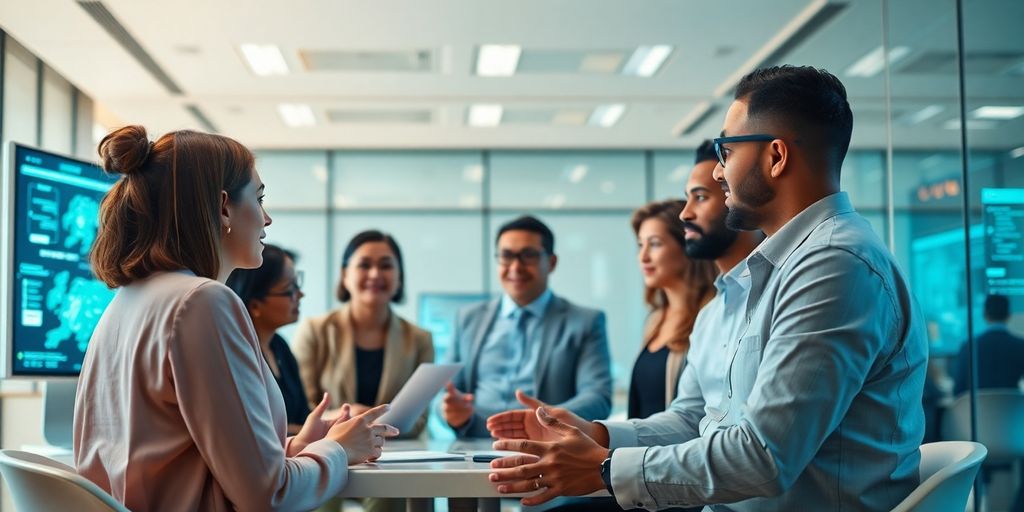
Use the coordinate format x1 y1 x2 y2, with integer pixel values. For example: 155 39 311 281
355 346 385 406
267 334 311 426
627 345 670 419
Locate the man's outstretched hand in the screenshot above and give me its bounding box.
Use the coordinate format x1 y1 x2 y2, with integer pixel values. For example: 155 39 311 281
486 390 605 444
488 407 609 506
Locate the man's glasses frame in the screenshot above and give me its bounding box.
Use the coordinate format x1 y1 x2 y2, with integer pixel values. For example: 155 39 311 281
712 134 777 168
496 249 546 266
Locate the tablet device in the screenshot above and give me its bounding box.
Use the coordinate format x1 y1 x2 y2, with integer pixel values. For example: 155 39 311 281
376 363 463 433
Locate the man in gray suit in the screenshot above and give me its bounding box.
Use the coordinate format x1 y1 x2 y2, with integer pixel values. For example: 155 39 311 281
442 215 613 438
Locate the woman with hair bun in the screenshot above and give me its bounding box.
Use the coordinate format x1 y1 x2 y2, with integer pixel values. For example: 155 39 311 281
74 126 397 512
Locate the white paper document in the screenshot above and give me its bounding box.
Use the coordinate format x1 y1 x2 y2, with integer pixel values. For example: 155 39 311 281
374 450 465 463
376 363 463 433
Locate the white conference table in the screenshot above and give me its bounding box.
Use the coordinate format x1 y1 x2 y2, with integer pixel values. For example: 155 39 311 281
337 438 529 512
24 438 530 512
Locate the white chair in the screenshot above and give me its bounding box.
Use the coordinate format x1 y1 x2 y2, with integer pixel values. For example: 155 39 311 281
0 449 130 512
891 441 987 512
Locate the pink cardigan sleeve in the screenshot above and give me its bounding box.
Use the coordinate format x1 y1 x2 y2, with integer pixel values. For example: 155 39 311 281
167 282 349 511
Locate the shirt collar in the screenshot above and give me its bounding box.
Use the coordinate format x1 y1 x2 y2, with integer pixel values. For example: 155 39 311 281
500 289 553 319
714 257 751 294
754 191 855 268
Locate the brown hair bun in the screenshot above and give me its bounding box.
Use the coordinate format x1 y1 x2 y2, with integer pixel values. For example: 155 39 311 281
98 125 151 175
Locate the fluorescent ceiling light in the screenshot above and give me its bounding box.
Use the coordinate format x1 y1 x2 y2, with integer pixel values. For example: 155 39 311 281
240 44 289 76
845 46 910 77
942 119 996 130
589 104 626 127
568 165 589 183
546 194 567 209
972 106 1024 120
277 103 316 127
468 104 503 127
1010 146 1024 159
900 105 945 125
476 45 521 76
622 45 673 77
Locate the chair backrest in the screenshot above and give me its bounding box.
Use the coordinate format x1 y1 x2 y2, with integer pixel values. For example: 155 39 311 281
942 388 1024 465
891 441 987 512
0 449 130 512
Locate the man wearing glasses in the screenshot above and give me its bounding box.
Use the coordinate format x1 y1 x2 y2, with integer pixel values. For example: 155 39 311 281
488 66 928 511
442 215 613 439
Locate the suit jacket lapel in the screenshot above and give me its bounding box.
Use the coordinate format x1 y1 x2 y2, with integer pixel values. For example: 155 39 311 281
335 307 357 403
534 295 566 393
466 298 500 390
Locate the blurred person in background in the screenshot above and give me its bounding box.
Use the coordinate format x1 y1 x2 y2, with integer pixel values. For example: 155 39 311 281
293 230 433 512
227 243 309 435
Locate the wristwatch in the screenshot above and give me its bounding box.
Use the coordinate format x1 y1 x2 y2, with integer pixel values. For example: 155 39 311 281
600 449 615 497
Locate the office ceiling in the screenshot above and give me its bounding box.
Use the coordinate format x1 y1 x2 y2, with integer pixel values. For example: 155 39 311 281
0 0 1021 150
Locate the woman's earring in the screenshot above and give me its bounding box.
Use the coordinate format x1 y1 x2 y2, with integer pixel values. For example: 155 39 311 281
226 226 232 235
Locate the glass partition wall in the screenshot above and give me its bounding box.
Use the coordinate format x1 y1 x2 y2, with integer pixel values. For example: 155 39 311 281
957 1 1024 509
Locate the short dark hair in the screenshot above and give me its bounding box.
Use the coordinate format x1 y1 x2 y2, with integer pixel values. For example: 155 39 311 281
734 65 853 174
337 230 405 303
496 215 555 255
984 294 1010 322
695 139 718 165
226 244 296 307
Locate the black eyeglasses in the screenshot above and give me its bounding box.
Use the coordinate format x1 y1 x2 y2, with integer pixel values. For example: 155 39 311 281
712 134 777 168
265 270 304 299
496 249 545 266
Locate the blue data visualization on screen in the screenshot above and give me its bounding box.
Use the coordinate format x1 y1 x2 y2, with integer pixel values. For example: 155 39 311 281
8 145 118 376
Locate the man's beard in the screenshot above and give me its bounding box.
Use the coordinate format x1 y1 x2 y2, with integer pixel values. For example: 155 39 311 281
683 216 739 260
725 164 775 231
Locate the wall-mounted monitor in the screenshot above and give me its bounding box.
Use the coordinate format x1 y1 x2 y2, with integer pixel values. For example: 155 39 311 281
1 142 118 380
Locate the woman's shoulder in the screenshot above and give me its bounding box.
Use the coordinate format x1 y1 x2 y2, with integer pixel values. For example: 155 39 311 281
135 271 240 311
147 274 255 351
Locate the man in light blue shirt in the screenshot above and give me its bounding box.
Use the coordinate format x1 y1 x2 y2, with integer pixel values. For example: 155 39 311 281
486 141 762 512
442 215 612 438
488 66 928 511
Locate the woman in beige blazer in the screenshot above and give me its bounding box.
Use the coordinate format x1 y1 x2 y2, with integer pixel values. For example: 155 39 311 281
629 199 717 417
293 230 434 438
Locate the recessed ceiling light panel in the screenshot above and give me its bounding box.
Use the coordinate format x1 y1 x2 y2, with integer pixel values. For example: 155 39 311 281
622 45 673 77
476 45 522 76
468 104 503 126
240 44 290 76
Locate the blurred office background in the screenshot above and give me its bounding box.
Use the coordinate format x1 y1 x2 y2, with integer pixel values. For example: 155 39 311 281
1 0 1023 510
